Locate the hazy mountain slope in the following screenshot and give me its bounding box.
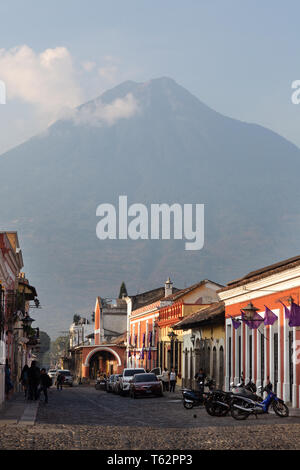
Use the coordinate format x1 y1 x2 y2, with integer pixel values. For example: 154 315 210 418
1 77 299 337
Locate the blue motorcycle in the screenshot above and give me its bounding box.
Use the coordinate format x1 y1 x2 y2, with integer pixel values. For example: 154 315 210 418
230 384 289 420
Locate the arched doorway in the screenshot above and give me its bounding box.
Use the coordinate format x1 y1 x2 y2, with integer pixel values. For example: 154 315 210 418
85 347 122 379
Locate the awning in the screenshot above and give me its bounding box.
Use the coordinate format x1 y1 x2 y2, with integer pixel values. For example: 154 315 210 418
18 281 38 300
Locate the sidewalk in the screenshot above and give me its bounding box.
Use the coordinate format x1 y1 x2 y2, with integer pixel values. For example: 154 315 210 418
0 392 39 425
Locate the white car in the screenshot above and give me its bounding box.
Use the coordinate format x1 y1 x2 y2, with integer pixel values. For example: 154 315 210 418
48 369 57 380
118 368 145 395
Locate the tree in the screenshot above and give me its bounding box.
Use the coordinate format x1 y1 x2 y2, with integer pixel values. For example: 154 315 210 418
50 335 69 366
118 281 128 299
36 331 51 367
73 314 81 325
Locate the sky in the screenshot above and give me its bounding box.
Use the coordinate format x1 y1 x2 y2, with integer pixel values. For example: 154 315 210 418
1 0 300 155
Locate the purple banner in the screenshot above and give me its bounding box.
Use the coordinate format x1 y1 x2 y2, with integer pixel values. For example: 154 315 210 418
230 316 241 329
279 300 290 320
264 306 278 326
289 302 300 327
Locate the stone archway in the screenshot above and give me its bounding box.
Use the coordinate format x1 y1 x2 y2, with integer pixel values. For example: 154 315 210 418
83 347 122 379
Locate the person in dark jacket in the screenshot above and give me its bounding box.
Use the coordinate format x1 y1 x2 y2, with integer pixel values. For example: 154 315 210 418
194 368 206 392
39 369 52 403
20 364 29 399
56 372 65 390
5 360 13 399
28 361 40 400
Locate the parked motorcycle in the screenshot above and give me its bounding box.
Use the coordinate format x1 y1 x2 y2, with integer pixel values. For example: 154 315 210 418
204 380 262 417
230 384 289 420
182 379 215 409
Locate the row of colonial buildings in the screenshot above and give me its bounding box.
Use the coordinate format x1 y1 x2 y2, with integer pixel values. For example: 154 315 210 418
0 231 40 408
68 254 300 408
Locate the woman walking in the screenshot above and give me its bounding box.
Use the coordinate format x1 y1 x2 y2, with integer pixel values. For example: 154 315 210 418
161 368 169 392
169 368 177 393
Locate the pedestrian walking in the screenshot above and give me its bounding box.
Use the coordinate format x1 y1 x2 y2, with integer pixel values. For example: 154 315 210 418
56 372 65 390
28 361 40 400
39 369 52 403
5 360 13 400
169 368 176 392
20 364 29 399
161 368 169 392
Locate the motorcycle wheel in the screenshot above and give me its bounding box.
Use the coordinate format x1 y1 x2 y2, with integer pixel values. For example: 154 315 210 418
273 401 289 417
230 399 250 420
183 401 193 409
205 401 216 416
214 404 229 417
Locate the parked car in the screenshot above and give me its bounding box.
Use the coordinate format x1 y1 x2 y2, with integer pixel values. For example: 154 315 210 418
55 369 73 387
129 373 163 398
118 368 145 395
150 367 163 381
112 374 122 394
48 369 57 380
106 374 117 392
95 376 107 391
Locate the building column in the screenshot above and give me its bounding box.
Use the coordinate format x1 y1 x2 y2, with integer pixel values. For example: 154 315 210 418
252 330 256 383
277 310 282 398
225 319 231 391
292 327 297 408
234 326 239 385
269 324 274 386
245 325 250 383
240 321 244 381
283 316 290 402
256 327 261 390
263 324 268 386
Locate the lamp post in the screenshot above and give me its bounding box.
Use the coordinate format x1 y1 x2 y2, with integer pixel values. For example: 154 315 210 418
168 330 177 370
241 301 259 321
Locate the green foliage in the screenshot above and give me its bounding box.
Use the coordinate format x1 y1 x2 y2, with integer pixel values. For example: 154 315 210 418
118 281 128 299
73 314 81 325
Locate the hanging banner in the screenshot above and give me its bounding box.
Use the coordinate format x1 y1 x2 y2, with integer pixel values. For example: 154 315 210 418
264 306 278 326
148 347 151 360
230 316 241 329
279 300 291 320
289 302 300 327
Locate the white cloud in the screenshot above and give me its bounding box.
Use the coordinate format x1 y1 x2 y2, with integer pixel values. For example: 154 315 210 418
98 65 118 83
82 61 96 72
0 45 82 117
70 92 139 127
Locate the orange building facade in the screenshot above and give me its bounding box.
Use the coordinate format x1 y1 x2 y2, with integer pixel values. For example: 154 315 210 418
128 279 221 383
218 256 300 408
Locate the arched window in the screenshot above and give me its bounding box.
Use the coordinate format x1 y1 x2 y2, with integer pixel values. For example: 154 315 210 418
219 346 224 390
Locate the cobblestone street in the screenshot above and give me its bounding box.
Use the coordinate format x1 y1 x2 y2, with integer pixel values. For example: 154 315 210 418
0 385 300 450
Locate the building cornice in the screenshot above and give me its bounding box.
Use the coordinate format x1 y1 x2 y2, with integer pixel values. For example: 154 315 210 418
218 265 300 306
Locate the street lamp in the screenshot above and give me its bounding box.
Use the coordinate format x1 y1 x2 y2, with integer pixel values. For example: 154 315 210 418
22 315 35 329
241 301 259 321
190 334 195 346
168 331 177 340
